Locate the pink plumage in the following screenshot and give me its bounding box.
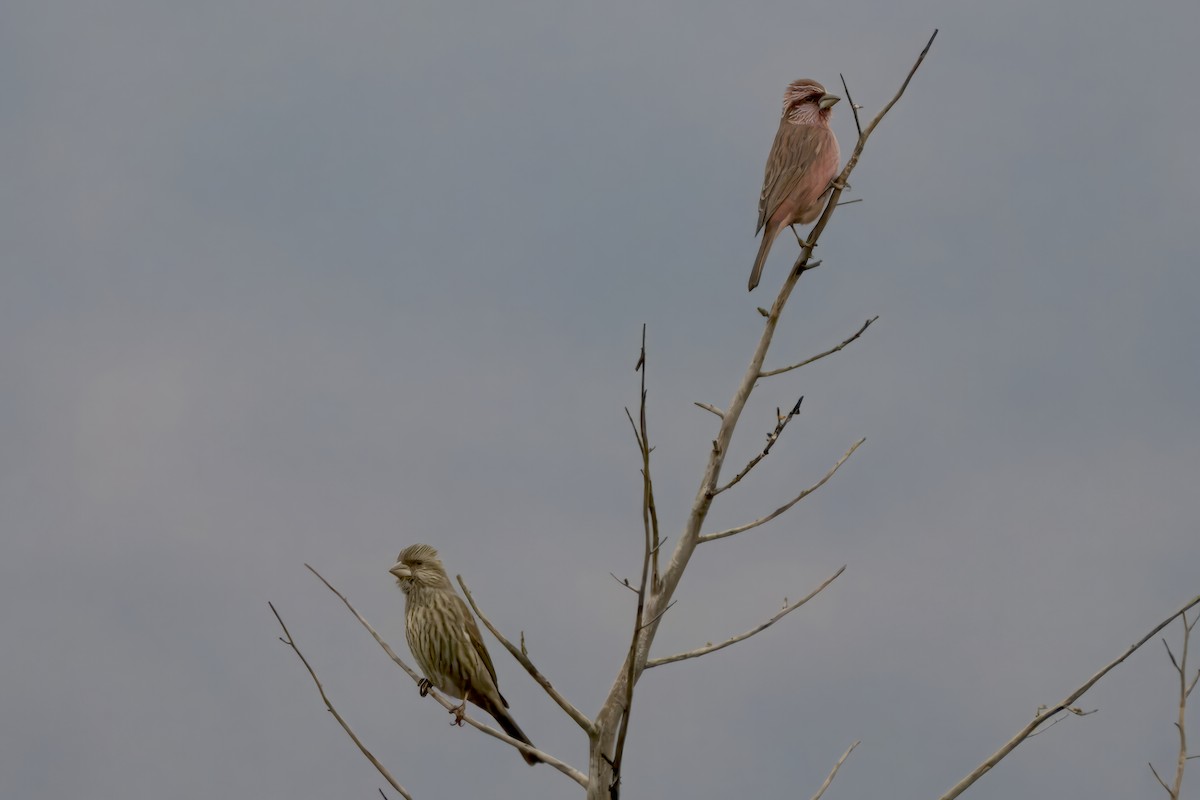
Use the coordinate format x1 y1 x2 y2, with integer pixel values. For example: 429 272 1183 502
749 79 841 291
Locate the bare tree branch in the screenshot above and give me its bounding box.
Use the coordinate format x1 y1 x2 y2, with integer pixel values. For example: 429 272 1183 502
1164 639 1182 673
694 402 725 419
269 602 414 800
938 593 1200 800
609 572 639 594
586 35 938 799
810 740 860 800
1151 761 1173 795
305 564 421 681
711 397 804 496
838 74 863 139
760 317 878 378
646 566 845 668
305 565 586 787
700 438 865 543
1026 705 1096 739
456 575 595 735
610 327 661 798
1150 610 1197 799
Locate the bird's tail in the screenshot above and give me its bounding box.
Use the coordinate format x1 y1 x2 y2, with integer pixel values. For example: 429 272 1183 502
748 224 778 291
475 693 541 765
494 707 541 765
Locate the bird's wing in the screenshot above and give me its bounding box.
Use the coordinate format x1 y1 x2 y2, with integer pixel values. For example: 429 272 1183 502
456 594 503 696
758 122 825 233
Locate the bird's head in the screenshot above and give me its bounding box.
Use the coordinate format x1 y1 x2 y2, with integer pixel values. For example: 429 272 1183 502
390 543 453 593
782 79 840 124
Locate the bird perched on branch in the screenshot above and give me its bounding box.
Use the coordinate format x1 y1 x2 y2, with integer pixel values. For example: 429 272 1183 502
390 543 541 765
749 79 841 291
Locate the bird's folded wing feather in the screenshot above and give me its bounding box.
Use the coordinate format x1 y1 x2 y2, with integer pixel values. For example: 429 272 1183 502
457 595 506 703
758 122 824 233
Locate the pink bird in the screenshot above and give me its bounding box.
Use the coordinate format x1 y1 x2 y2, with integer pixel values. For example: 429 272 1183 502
749 79 841 291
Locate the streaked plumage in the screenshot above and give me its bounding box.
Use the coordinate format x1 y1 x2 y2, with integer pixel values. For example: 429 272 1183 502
749 79 841 291
390 544 540 765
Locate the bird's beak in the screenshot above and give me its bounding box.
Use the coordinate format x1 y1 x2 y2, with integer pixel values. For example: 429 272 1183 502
389 561 410 579
818 93 841 110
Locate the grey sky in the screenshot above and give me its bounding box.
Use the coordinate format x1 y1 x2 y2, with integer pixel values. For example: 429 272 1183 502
2 1 1198 798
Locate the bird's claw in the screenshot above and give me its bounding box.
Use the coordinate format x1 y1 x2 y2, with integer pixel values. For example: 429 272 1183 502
831 179 849 191
787 225 815 250
418 678 432 697
449 702 467 727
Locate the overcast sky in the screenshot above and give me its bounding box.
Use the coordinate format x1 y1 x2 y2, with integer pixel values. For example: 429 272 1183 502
3 1 1198 798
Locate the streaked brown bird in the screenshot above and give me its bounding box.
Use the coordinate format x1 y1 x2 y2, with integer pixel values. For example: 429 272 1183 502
390 543 541 765
749 79 842 291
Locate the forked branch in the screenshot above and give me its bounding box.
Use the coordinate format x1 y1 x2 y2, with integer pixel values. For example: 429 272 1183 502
712 396 804 496
939 593 1200 800
701 438 865 543
1149 610 1198 799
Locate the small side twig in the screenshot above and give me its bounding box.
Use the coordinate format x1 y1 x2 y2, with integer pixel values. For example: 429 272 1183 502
711 397 804 496
760 317 878 378
701 438 865 543
269 602 414 800
694 402 725 419
1027 705 1096 739
811 741 860 800
646 566 845 668
456 576 595 735
839 74 863 138
609 573 638 594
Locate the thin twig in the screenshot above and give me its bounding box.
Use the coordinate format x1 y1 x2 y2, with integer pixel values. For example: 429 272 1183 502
694 402 725 419
1151 762 1173 795
269 602 414 800
305 564 421 682
701 438 865 543
811 741 860 800
938 593 1200 800
305 565 586 787
637 599 677 631
711 397 804 496
860 31 938 139
760 317 878 378
609 573 638 594
1026 705 1096 739
646 567 845 668
456 576 595 735
839 74 863 138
